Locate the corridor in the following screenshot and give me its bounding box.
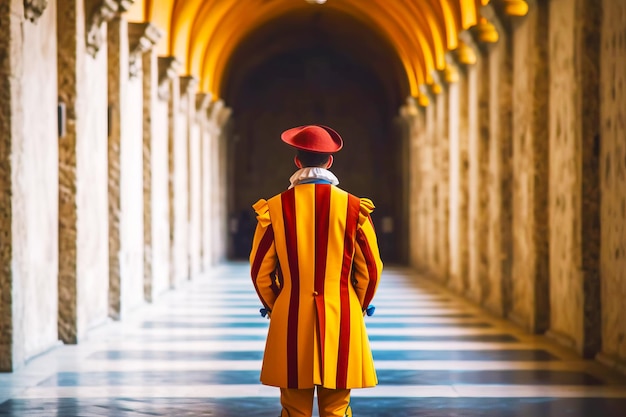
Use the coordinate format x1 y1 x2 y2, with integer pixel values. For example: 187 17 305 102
1 263 625 417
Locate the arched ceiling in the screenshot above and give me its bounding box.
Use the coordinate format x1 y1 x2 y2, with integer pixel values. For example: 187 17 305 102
128 0 529 105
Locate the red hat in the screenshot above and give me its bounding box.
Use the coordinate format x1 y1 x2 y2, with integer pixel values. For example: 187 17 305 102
281 125 343 153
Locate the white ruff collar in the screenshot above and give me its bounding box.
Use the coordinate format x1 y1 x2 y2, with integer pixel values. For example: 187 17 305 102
288 168 339 189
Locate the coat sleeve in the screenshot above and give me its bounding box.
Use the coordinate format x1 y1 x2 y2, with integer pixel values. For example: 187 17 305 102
249 199 279 312
352 198 383 310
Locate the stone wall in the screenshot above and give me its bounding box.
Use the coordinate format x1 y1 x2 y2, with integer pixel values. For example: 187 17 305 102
599 0 626 371
0 0 59 370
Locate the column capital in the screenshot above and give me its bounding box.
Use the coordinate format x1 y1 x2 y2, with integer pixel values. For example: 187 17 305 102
24 0 48 23
128 23 162 78
157 56 181 100
216 107 232 129
196 93 212 123
86 0 135 57
179 76 199 98
208 99 224 125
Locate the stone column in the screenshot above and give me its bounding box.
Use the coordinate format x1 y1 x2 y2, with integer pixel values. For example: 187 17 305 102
462 31 490 303
128 22 162 302
196 94 213 273
57 0 115 345
479 5 515 317
598 0 626 373
446 46 473 294
186 82 204 280
0 0 58 371
510 1 550 333
207 100 231 263
420 96 436 272
180 76 197 280
547 0 601 357
400 98 425 269
433 74 450 283
160 57 182 288
156 56 179 290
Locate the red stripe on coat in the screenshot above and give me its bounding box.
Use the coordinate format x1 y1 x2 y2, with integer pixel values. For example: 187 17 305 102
356 227 379 309
315 184 331 380
281 189 300 388
337 194 360 388
250 226 275 310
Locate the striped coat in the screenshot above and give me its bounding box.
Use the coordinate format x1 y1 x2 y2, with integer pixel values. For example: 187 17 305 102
249 183 383 389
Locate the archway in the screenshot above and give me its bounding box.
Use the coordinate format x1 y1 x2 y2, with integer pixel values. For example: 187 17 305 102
221 8 410 263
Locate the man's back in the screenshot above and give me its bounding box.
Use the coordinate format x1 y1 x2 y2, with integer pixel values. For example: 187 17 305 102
250 183 382 389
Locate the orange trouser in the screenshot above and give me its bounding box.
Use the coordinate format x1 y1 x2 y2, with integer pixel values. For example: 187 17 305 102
280 386 352 417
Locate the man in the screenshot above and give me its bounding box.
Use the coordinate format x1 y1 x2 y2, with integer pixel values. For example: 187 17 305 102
249 125 383 417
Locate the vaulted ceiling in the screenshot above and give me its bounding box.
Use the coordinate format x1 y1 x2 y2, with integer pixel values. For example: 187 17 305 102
126 0 528 105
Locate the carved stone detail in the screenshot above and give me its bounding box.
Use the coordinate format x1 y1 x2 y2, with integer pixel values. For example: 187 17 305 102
195 93 212 122
157 56 181 100
179 76 198 98
24 0 48 23
86 0 135 58
128 23 162 79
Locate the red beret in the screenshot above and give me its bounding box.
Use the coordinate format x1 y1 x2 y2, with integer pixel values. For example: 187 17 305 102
281 125 343 154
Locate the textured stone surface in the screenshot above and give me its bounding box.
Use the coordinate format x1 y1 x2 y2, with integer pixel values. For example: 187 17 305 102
0 0 59 370
485 30 513 317
466 58 489 304
142 46 169 302
108 16 145 318
0 0 16 371
548 0 601 356
168 76 189 287
189 113 202 279
510 2 550 333
435 91 450 283
599 0 626 369
447 70 470 294
151 88 170 298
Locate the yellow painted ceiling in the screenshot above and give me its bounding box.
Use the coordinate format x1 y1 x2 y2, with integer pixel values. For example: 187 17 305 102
130 0 528 104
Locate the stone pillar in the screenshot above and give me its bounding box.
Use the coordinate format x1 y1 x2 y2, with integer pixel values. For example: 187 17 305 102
434 77 450 283
57 0 113 345
128 22 162 302
463 33 490 303
0 0 58 371
598 0 626 372
421 98 436 272
207 100 231 263
168 75 195 286
180 76 197 280
196 94 213 272
156 56 179 290
400 99 425 269
187 83 204 280
547 0 601 357
480 6 515 317
160 57 182 288
510 1 550 333
446 47 472 294
107 12 145 320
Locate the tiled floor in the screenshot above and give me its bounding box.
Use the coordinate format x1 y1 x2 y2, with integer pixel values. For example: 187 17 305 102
1 262 626 416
